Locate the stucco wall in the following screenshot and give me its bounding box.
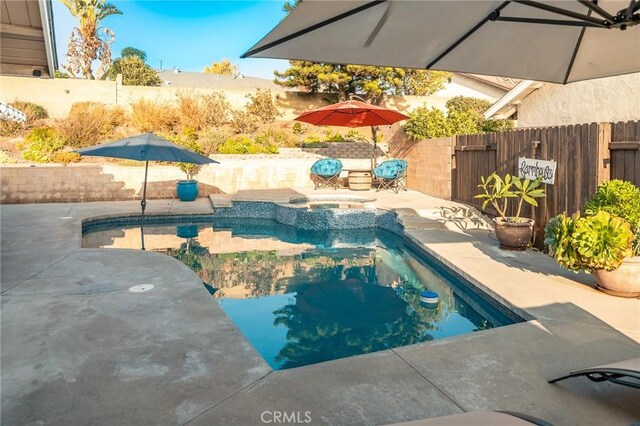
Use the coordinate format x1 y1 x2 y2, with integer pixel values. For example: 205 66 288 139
0 74 507 120
0 75 307 119
517 73 640 127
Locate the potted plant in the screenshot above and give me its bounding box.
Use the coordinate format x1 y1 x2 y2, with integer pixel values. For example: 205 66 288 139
176 162 202 202
475 172 546 249
545 180 640 297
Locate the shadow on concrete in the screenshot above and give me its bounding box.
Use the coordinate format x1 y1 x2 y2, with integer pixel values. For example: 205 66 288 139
412 203 596 288
434 205 493 232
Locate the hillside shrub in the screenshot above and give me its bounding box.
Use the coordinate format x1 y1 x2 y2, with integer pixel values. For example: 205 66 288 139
292 122 307 135
13 101 48 121
246 89 279 123
51 151 82 165
131 99 179 133
198 126 232 155
55 102 124 148
255 128 297 148
0 150 15 164
304 134 321 144
0 101 48 136
176 91 231 131
230 110 258 134
19 127 64 162
322 128 346 142
176 91 203 130
0 121 23 137
218 135 278 154
200 92 231 127
345 129 367 142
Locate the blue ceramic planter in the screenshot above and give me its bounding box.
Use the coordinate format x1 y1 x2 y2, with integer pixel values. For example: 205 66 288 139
176 225 199 239
177 180 199 202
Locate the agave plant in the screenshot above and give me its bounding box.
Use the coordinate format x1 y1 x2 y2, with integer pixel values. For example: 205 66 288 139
474 172 546 222
545 211 634 272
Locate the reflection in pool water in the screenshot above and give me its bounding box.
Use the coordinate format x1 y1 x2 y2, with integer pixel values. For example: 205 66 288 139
83 219 516 370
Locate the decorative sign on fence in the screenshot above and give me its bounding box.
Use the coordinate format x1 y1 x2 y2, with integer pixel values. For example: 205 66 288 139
518 157 557 184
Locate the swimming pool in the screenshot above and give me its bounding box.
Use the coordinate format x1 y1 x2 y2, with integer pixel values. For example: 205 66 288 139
83 216 520 370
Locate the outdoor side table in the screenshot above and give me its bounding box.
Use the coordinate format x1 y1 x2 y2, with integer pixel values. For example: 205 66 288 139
345 169 372 191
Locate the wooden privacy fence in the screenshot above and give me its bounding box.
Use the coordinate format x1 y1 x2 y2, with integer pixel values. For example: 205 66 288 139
610 121 640 184
448 120 639 244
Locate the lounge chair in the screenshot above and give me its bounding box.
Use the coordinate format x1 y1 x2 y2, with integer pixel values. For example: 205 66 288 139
548 357 640 389
373 159 407 193
310 158 343 190
387 410 552 425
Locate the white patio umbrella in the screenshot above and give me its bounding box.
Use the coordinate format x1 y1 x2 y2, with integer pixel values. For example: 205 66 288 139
242 0 640 84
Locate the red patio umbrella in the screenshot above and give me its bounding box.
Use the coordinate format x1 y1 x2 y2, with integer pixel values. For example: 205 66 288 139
295 100 408 128
295 99 408 168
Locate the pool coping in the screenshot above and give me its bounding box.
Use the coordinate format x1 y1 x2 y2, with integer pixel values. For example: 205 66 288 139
2 194 639 425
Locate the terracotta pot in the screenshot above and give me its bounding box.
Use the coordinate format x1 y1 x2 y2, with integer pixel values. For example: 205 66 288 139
493 217 534 250
592 256 640 297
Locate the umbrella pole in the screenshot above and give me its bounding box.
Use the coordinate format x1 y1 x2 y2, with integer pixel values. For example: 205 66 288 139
140 160 149 251
370 126 378 170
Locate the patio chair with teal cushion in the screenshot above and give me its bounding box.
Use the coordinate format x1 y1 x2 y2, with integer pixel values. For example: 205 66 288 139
310 158 343 190
373 159 407 193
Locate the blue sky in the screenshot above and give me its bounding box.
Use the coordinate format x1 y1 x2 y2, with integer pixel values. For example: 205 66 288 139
52 1 290 79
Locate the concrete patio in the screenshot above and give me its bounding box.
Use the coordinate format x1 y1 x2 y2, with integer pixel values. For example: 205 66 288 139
1 188 639 425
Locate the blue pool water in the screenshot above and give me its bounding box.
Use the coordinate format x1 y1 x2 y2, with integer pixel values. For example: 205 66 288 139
83 218 518 370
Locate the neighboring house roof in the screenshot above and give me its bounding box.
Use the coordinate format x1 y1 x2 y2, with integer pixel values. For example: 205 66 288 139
158 70 282 91
484 80 544 120
0 0 57 77
459 73 520 91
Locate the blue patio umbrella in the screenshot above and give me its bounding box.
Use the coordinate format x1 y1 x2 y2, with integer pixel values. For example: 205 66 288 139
76 132 219 249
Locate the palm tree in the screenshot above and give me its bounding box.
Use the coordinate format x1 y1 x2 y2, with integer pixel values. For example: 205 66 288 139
60 0 123 79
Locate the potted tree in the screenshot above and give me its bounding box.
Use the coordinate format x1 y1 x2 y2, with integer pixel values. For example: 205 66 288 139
475 172 546 249
545 180 640 297
176 162 202 201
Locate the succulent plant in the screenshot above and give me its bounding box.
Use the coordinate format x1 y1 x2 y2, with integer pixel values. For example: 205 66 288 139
545 211 634 272
584 180 640 256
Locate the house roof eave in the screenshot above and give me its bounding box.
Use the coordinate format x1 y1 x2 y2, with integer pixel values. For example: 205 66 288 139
484 80 543 120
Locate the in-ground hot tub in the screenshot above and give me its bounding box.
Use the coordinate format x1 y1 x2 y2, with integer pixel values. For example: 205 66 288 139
211 196 391 231
287 195 375 211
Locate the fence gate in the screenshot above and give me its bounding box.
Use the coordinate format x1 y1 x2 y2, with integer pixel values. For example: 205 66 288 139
453 122 611 246
610 121 640 186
